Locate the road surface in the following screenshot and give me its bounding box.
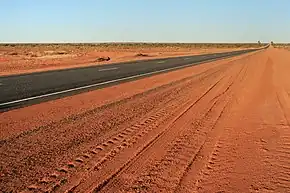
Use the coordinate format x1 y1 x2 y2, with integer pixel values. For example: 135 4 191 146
0 48 262 111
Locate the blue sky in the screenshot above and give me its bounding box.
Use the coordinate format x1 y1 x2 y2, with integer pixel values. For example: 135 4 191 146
1 0 290 43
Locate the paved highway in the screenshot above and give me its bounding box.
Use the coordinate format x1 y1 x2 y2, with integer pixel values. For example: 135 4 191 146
0 48 264 111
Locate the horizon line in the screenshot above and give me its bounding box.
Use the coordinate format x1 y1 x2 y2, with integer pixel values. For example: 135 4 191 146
0 41 279 44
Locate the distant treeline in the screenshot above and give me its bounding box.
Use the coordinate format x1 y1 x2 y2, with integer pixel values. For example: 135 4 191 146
273 43 290 46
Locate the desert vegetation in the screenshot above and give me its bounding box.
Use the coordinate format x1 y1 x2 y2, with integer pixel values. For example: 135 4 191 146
273 43 290 50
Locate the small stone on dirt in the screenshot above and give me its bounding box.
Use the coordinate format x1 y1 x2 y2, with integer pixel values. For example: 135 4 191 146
96 56 111 62
135 53 149 57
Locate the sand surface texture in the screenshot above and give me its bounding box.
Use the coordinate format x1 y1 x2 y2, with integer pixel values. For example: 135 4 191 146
0 47 289 192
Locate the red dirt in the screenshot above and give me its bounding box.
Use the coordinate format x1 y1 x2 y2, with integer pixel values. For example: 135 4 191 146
0 48 289 192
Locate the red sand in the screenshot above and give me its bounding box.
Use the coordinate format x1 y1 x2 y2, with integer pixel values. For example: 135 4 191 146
0 48 289 192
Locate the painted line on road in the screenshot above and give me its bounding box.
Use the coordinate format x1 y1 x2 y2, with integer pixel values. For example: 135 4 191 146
98 67 119 72
184 58 191 60
0 54 249 107
0 83 3 86
157 61 166 64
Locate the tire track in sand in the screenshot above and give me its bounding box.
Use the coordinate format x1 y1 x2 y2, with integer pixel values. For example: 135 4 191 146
274 90 290 192
99 61 245 193
72 75 225 193
22 60 229 193
125 100 228 193
175 60 250 193
23 92 189 193
186 53 289 193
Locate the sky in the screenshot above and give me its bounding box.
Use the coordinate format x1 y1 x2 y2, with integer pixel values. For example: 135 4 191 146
1 0 290 43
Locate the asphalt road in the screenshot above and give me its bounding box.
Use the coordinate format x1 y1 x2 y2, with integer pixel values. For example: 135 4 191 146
0 48 264 111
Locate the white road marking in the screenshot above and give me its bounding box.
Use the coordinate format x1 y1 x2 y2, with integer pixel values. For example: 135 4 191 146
157 61 166 64
98 67 119 72
184 58 191 60
0 83 3 86
0 56 235 107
